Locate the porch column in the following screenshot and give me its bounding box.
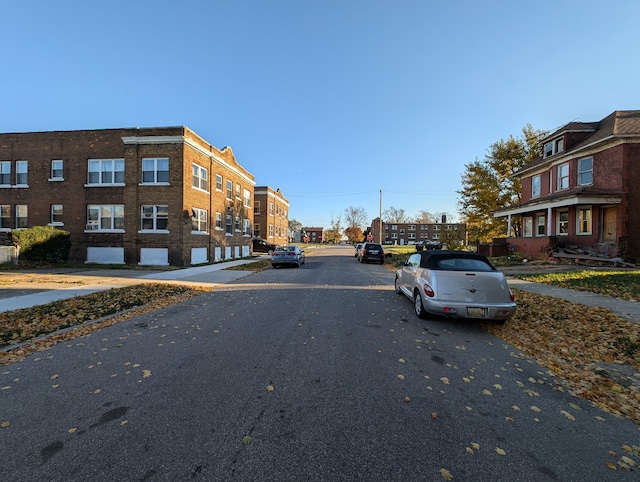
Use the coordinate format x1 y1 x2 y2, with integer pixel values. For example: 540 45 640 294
507 214 512 237
547 207 552 234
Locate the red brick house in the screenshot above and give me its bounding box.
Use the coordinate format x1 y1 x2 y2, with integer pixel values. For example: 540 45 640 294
253 186 289 246
494 110 640 261
369 217 467 246
302 227 325 243
0 127 256 266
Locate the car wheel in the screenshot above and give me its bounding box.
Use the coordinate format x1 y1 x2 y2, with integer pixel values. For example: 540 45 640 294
414 291 428 319
272 264 277 269
267 249 274 255
394 276 402 295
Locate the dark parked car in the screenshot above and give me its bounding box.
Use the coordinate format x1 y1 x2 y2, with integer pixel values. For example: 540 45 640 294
358 242 384 264
252 238 276 254
395 250 516 324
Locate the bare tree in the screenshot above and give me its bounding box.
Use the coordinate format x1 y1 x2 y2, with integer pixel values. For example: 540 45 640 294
327 211 343 244
414 209 436 223
344 206 368 230
383 206 409 223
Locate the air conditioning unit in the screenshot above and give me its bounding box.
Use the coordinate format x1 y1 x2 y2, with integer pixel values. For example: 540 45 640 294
86 224 98 231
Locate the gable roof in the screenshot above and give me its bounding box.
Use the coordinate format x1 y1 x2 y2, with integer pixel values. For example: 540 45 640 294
516 110 640 176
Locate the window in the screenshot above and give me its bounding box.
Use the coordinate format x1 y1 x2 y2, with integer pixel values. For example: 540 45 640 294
243 218 251 236
16 205 28 228
268 224 274 238
557 163 569 190
51 160 64 180
555 138 564 153
557 210 568 235
215 212 223 230
87 205 124 230
243 189 251 208
578 157 593 186
0 162 10 185
269 202 274 215
191 208 208 232
226 180 233 200
88 159 125 185
391 225 397 231
235 183 241 199
0 205 11 228
253 223 260 237
523 217 533 237
434 225 440 230
577 206 592 234
235 216 241 231
544 142 554 158
141 205 168 231
536 213 546 236
408 225 416 231
400 229 405 235
226 214 233 235
142 158 169 184
216 174 223 191
51 204 63 225
254 201 261 214
531 174 541 198
192 164 208 191
15 161 28 185
432 233 440 240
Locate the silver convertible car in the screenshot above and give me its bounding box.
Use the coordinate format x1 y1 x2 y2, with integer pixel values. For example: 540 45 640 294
395 250 516 324
271 245 305 268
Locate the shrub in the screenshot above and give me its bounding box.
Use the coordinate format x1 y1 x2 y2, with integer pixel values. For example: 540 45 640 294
8 226 71 263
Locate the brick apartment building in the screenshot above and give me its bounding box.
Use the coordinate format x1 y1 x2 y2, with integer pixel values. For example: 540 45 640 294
253 186 289 245
302 227 325 243
369 217 467 246
0 127 256 266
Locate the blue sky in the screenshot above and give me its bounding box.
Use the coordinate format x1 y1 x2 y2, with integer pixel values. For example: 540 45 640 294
2 1 639 228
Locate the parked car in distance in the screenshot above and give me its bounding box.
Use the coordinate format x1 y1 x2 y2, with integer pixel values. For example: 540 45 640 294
272 245 305 268
358 242 384 264
395 250 515 324
253 238 277 254
354 243 363 257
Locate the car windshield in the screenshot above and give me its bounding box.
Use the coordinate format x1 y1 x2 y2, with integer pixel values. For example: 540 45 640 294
276 246 296 252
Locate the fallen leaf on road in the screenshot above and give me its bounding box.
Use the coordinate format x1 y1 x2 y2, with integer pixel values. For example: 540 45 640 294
439 468 453 480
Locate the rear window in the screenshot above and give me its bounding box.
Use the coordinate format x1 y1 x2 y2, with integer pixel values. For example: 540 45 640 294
435 257 493 271
366 244 382 250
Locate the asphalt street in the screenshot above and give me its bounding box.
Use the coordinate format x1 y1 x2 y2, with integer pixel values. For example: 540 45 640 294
1 246 639 481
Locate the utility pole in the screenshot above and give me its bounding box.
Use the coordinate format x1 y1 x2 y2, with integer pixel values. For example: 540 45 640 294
379 189 383 244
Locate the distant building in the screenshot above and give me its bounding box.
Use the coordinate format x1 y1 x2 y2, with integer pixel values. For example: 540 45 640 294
369 217 467 246
302 227 325 243
0 127 255 266
253 186 289 246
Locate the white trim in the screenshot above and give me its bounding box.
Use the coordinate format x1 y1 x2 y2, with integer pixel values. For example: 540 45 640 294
494 194 622 218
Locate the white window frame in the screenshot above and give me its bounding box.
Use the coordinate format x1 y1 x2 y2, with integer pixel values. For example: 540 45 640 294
226 180 233 200
253 223 260 237
50 204 64 226
215 212 223 230
578 157 593 186
191 207 208 233
192 164 209 192
16 205 28 228
243 218 251 236
235 183 241 200
87 159 125 186
141 158 169 185
215 174 223 192
557 210 569 235
254 200 261 214
268 224 274 238
269 202 274 215
0 205 10 229
531 174 541 198
535 213 546 236
557 163 569 190
0 161 10 186
50 160 64 181
15 161 28 186
243 189 251 208
86 205 125 231
140 205 169 232
577 206 592 235
226 214 233 235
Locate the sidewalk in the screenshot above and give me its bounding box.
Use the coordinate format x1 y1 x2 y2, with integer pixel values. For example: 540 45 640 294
0 258 262 314
507 277 640 322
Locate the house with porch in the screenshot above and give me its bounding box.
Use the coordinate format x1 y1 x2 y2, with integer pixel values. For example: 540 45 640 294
494 110 640 262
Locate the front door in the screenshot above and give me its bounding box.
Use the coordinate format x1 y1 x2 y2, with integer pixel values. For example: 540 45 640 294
601 207 617 243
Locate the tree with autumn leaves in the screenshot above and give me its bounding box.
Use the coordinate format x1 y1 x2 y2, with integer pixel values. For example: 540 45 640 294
457 124 545 243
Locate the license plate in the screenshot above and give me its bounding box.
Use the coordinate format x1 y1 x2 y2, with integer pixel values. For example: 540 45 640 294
467 307 486 317
370 250 378 254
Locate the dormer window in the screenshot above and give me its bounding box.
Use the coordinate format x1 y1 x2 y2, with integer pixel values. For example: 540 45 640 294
544 137 564 158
